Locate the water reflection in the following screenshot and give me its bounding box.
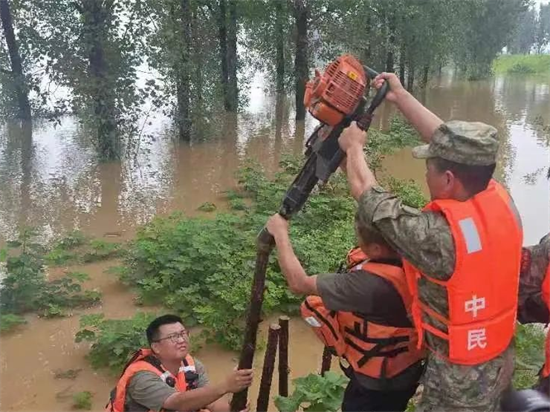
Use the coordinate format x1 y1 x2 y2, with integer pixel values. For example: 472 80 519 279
0 94 309 243
0 74 548 245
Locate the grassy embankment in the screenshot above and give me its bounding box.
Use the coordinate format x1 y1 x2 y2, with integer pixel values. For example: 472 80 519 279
493 54 550 75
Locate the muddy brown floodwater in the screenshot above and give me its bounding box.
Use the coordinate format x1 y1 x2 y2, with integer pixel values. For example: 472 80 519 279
0 73 549 411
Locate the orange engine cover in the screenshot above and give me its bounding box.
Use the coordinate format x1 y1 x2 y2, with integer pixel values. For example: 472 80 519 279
304 54 368 126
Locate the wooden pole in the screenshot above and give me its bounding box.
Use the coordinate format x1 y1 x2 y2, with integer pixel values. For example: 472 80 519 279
321 346 332 376
230 229 274 411
278 316 290 397
256 324 281 412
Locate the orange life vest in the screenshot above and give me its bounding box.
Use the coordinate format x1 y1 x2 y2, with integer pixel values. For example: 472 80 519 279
106 348 198 412
300 248 424 380
542 264 550 378
403 180 522 365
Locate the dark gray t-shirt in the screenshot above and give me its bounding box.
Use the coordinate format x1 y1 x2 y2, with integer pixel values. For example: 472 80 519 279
316 260 410 327
125 358 208 412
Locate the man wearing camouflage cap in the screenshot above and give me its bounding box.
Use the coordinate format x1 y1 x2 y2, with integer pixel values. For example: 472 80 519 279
337 72 523 412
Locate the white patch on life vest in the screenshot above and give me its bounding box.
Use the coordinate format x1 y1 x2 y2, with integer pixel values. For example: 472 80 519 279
180 365 196 373
467 328 487 350
159 371 170 382
304 316 322 328
464 295 486 318
459 217 482 254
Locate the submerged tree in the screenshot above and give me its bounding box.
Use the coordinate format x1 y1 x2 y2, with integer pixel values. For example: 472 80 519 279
0 0 32 121
294 0 308 120
29 0 148 160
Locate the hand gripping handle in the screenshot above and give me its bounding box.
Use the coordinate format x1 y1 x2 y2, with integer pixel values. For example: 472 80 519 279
356 66 389 131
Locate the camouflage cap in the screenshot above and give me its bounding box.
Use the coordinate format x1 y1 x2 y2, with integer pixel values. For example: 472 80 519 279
412 120 499 166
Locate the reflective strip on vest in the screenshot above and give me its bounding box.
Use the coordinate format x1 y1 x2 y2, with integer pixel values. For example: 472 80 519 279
180 365 196 373
458 218 482 254
304 316 322 328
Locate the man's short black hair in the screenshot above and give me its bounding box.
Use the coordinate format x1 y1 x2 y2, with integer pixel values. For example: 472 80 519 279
355 211 391 249
146 314 184 345
430 157 496 195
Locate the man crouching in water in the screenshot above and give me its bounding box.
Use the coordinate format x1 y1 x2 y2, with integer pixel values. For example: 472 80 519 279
106 314 253 412
266 212 424 412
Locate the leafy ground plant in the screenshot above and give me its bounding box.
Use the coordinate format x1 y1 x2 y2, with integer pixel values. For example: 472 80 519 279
46 231 124 266
75 312 156 374
72 391 93 410
274 371 348 412
0 230 101 318
0 313 27 333
513 323 546 389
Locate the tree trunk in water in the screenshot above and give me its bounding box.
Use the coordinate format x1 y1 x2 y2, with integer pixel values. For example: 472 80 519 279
176 0 191 141
84 0 119 160
0 0 31 122
362 13 371 63
217 0 228 108
406 65 415 92
16 122 32 228
192 4 203 111
385 12 395 72
420 65 429 89
275 0 285 92
226 0 238 112
294 0 308 121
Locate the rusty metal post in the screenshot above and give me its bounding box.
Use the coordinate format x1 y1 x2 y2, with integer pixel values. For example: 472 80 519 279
256 324 281 412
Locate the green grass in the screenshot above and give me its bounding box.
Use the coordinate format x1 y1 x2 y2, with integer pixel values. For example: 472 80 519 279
72 391 93 410
493 54 550 75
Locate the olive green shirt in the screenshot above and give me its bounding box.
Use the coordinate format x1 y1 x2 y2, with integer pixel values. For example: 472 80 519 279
125 358 209 412
358 186 516 411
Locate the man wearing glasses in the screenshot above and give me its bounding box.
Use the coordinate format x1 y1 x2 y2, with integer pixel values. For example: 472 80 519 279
106 314 253 412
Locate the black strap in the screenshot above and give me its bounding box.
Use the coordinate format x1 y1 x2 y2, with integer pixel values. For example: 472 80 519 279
343 321 410 346
143 355 166 374
182 358 199 390
344 337 409 368
303 299 340 342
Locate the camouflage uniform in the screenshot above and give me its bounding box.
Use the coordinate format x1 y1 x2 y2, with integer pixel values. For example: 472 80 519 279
356 121 519 412
518 234 550 325
517 233 550 394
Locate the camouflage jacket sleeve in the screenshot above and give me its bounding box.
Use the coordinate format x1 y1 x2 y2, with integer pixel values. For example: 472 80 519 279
518 233 550 324
357 186 455 280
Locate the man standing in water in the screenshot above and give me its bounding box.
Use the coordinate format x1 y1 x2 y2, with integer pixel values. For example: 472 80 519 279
337 72 523 411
